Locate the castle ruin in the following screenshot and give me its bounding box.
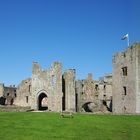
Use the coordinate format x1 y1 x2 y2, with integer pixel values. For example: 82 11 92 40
0 42 140 114
113 43 140 114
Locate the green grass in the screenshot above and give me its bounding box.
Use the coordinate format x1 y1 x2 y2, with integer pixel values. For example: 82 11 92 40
0 112 140 140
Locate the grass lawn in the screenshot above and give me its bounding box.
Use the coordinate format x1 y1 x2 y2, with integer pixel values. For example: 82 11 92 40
0 112 140 140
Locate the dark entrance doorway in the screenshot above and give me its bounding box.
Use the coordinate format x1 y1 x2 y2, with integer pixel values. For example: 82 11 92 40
38 93 48 111
82 102 93 112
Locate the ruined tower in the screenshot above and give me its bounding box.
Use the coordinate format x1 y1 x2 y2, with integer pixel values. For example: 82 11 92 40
112 43 140 114
63 69 76 112
31 62 63 112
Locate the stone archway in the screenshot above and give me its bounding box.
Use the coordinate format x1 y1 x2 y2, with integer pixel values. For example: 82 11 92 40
82 102 93 112
38 93 48 111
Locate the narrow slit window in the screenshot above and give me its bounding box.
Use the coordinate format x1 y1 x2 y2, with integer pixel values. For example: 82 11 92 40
95 84 99 91
29 85 31 92
122 67 127 76
123 86 127 95
104 85 106 92
26 96 28 103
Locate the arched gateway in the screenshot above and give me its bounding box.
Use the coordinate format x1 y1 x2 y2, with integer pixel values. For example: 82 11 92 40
38 92 48 111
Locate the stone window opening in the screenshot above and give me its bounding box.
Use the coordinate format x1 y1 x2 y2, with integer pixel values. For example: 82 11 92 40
26 96 28 103
10 98 14 105
124 106 127 112
29 85 31 92
123 86 127 95
7 93 9 96
122 67 127 76
51 75 55 86
14 90 16 97
95 84 99 91
104 85 106 93
123 52 126 58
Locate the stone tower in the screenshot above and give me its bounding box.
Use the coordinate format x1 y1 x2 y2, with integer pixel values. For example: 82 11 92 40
112 42 140 114
31 62 63 112
63 69 76 112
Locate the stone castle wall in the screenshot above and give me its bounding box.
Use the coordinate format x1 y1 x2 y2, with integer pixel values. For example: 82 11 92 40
0 84 16 105
76 74 112 113
31 62 63 112
14 78 31 107
0 42 140 114
112 43 140 114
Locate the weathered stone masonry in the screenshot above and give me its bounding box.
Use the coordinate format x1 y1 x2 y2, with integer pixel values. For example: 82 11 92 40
31 62 63 112
0 42 140 114
113 43 140 114
0 83 16 105
63 69 76 112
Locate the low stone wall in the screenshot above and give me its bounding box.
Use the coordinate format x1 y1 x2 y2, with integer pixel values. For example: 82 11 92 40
0 105 31 112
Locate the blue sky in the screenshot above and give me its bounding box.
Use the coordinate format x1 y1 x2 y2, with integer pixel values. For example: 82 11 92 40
0 0 139 86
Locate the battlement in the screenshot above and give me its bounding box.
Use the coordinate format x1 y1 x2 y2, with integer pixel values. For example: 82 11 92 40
112 42 140 64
